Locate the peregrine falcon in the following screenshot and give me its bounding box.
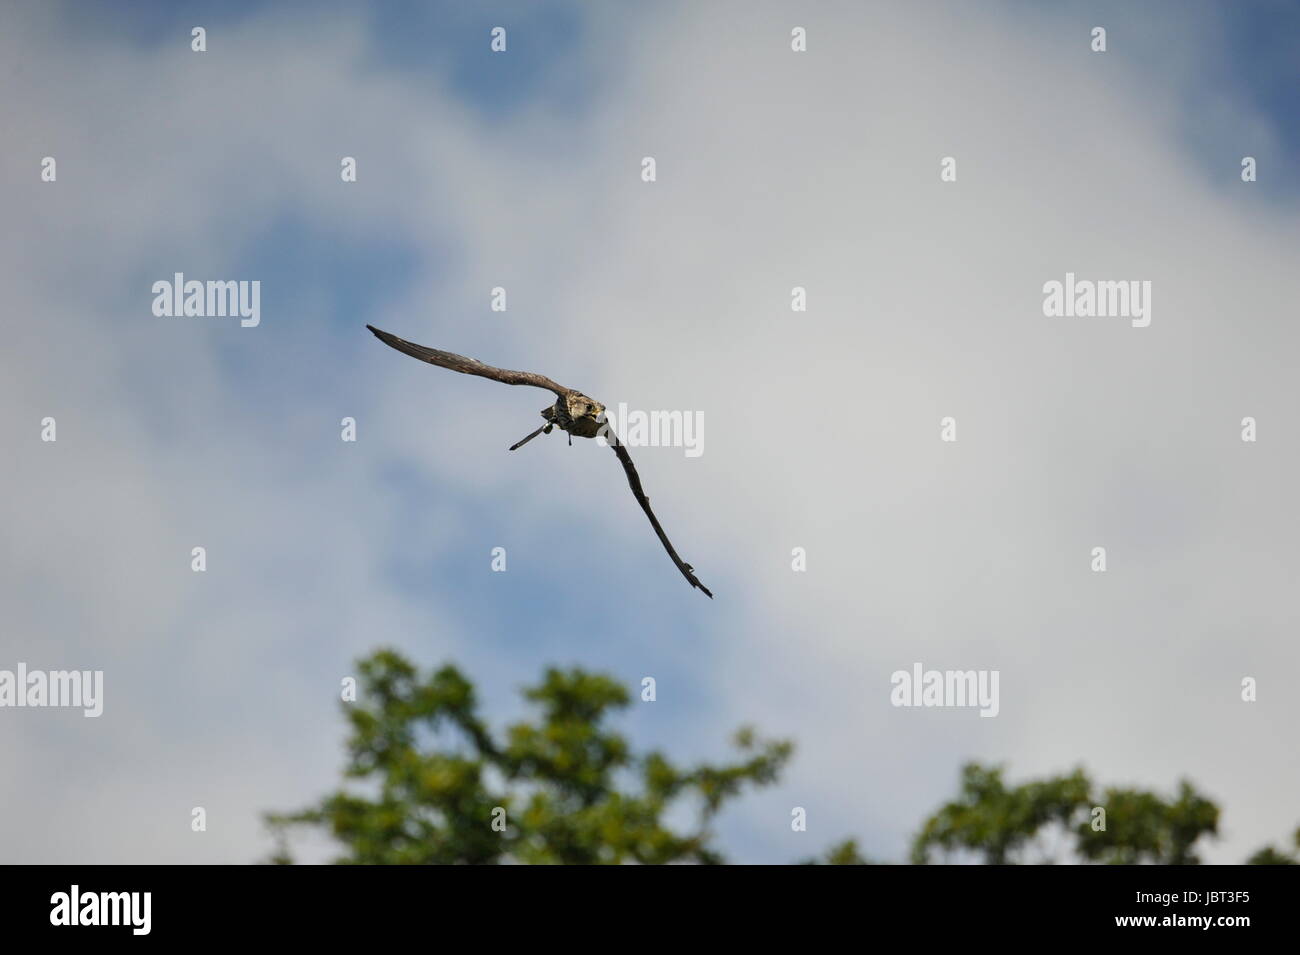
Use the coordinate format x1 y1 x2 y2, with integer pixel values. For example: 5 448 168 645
367 325 712 598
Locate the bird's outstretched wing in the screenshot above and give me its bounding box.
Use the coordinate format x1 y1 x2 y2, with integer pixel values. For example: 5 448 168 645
608 435 713 598
367 325 569 397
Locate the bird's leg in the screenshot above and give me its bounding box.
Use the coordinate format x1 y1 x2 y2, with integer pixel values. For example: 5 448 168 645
509 423 552 451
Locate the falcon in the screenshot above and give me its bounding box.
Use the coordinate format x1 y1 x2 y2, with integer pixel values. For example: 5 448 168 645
366 325 713 598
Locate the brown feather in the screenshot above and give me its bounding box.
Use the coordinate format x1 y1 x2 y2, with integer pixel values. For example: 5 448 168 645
366 325 569 397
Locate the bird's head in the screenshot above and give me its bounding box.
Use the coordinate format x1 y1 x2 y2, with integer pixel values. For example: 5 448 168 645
569 393 604 420
564 392 606 438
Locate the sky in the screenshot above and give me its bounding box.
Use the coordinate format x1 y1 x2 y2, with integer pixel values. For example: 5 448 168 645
1 0 1298 864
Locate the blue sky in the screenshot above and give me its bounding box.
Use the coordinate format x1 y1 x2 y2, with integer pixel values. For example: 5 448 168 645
2 0 1298 864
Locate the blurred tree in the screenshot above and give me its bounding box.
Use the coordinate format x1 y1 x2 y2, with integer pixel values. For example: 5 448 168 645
911 763 1092 864
1075 780 1218 864
1247 827 1299 865
802 839 879 865
267 652 1285 865
266 649 792 864
910 763 1219 865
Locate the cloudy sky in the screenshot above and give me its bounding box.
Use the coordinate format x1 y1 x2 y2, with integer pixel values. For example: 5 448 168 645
2 0 1297 864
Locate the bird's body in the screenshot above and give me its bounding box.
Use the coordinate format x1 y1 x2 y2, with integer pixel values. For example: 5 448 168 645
549 391 607 439
366 324 712 598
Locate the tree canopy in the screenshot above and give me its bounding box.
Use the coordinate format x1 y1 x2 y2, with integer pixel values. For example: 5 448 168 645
907 763 1219 865
267 649 791 864
268 650 1293 866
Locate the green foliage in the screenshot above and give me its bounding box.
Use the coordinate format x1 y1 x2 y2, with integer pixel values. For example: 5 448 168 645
911 763 1091 864
1247 827 1300 865
803 839 878 865
911 763 1219 865
1076 780 1218 864
267 649 793 864
266 652 1292 865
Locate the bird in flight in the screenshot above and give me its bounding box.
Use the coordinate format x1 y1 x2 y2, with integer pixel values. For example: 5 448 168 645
366 325 713 598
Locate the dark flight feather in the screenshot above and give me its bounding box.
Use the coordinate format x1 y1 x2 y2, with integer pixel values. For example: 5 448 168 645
366 325 568 397
607 435 713 598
